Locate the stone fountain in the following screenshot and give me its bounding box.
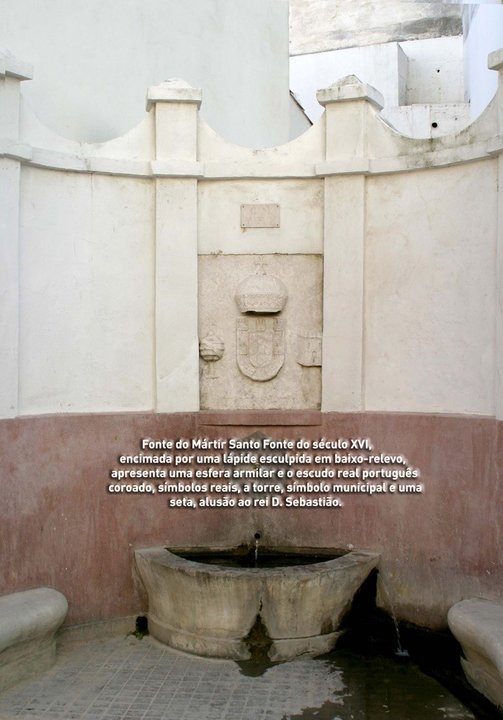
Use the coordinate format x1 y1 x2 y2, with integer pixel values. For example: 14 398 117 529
134 545 379 661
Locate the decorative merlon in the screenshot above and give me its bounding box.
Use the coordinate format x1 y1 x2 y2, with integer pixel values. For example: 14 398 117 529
316 75 384 110
488 48 503 73
146 79 202 111
0 51 33 81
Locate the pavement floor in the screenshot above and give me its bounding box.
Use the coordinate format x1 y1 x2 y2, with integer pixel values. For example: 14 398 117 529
0 634 477 720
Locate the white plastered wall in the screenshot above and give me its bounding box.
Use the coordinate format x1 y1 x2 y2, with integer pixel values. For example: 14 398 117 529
18 169 155 414
1 53 502 419
365 161 497 415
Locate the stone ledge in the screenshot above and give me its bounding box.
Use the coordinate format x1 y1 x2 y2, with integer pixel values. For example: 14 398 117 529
448 598 503 710
197 410 322 426
0 587 68 691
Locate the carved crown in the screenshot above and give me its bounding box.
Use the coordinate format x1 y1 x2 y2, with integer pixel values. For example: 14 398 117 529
235 271 287 314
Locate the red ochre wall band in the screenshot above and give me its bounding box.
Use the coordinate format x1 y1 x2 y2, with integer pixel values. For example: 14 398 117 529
1 411 501 628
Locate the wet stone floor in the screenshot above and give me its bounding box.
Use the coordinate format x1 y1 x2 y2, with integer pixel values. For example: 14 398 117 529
0 635 477 720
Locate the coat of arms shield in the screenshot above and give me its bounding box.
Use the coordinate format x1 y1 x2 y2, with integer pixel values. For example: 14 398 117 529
236 317 285 381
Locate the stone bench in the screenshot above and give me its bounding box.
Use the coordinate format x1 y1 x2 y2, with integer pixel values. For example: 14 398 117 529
448 598 503 711
0 587 68 691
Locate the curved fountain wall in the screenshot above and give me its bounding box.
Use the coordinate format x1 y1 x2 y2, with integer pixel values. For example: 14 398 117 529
0 51 502 633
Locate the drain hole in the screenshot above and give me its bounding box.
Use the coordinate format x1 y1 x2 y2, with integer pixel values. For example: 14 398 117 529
135 616 149 638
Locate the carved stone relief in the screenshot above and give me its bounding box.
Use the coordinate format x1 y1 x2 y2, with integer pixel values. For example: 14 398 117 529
237 317 285 381
235 270 287 314
199 330 225 379
199 331 225 362
198 254 322 410
234 266 287 382
297 333 322 367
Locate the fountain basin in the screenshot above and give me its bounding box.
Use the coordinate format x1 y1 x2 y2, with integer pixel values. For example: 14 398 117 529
134 547 380 661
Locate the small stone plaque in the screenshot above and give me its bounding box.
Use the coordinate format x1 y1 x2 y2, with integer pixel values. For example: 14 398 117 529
240 204 280 228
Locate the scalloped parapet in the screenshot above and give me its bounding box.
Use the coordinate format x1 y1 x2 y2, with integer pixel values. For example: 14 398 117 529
0 53 501 175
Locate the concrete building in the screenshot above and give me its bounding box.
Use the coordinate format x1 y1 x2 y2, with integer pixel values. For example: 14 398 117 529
463 2 503 119
290 0 503 138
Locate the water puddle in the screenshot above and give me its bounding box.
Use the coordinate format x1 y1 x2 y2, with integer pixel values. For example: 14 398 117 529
237 650 478 719
321 651 474 719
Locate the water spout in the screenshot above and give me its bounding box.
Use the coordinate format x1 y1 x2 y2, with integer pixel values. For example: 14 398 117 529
379 573 409 658
254 532 261 564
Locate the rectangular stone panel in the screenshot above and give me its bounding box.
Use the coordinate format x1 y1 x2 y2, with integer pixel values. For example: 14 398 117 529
240 204 280 228
198 254 322 410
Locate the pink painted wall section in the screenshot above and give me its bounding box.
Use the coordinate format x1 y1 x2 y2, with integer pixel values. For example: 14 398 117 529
0 411 501 628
